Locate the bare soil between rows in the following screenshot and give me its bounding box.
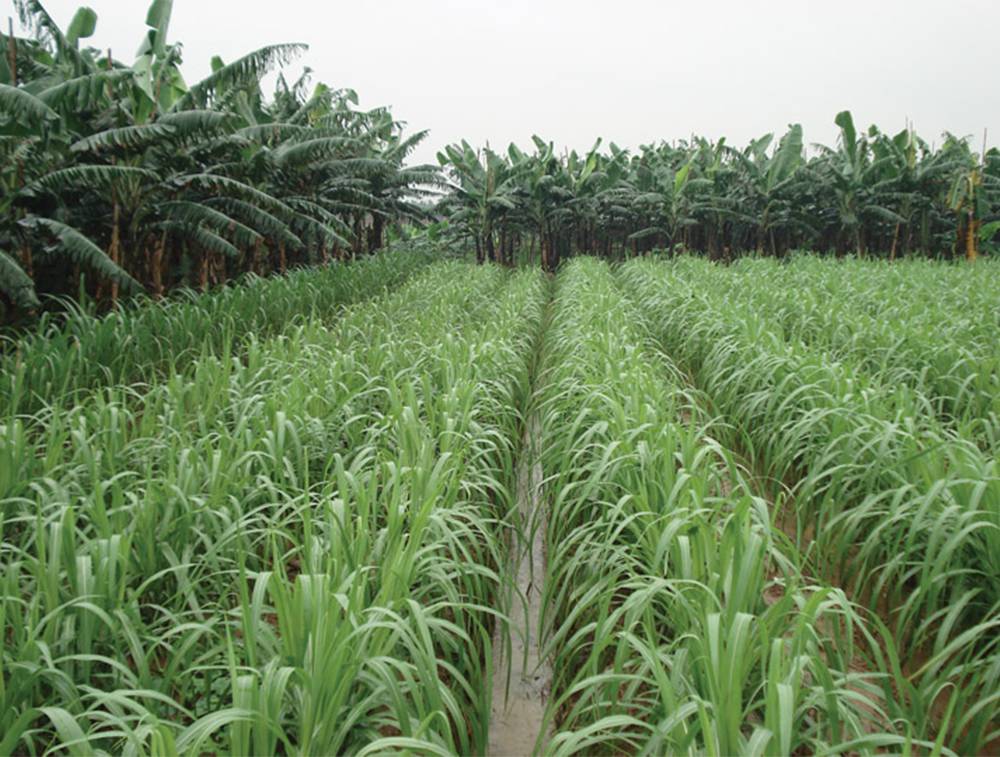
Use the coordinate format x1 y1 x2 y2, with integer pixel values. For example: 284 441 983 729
488 417 550 756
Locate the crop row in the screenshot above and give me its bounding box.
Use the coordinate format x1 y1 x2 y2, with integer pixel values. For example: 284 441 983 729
681 256 1000 446
621 257 1000 753
535 259 907 755
1 262 544 754
1 247 432 419
4 252 997 755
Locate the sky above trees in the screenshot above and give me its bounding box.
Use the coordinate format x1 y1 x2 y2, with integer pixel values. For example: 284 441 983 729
29 0 1000 163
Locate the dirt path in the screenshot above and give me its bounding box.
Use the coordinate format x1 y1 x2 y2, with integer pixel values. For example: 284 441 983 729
488 415 550 757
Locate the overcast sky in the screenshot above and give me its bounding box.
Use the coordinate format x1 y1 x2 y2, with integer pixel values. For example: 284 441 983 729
18 0 1000 164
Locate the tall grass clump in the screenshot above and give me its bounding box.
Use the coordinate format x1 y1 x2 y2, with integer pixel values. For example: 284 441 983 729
621 256 1000 753
1 245 432 419
0 261 545 754
678 255 1000 447
535 258 906 755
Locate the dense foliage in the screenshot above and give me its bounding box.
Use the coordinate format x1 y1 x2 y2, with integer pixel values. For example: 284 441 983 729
621 256 1000 754
1 254 542 753
437 116 1000 269
4 1 996 315
5 252 998 754
3 6 999 750
0 0 437 315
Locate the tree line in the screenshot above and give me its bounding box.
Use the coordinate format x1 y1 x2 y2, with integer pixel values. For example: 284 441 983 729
1 0 438 315
435 114 999 271
4 1 998 317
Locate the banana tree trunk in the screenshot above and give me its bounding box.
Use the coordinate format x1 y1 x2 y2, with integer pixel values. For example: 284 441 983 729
368 215 385 253
109 200 121 305
966 214 978 262
485 230 496 263
353 216 365 259
150 231 166 299
252 239 264 275
198 249 209 292
7 19 17 86
215 249 226 287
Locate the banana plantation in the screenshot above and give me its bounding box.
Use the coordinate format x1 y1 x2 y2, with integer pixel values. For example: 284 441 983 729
436 118 999 270
1 0 437 314
3 2 1000 313
2 1 1000 756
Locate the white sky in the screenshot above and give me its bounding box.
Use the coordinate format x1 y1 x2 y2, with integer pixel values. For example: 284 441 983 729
14 0 999 165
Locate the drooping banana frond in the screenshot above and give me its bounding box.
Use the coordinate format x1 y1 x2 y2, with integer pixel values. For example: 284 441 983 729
30 165 158 195
173 44 307 110
174 173 294 216
284 197 352 241
160 201 263 248
0 248 40 309
71 123 177 152
37 70 134 111
285 197 353 237
386 129 430 162
324 157 392 177
13 0 86 69
206 197 303 250
0 83 58 124
235 122 310 143
157 109 242 137
21 216 141 291
272 136 360 167
288 210 350 249
318 181 380 210
397 165 446 188
15 0 63 42
159 221 241 258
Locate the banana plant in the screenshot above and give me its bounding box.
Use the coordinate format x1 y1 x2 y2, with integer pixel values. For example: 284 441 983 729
1 0 434 315
816 110 905 255
629 144 711 254
438 140 520 265
944 134 997 261
730 124 807 255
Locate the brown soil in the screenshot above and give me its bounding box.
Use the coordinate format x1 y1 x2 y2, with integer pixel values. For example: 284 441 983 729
488 416 551 757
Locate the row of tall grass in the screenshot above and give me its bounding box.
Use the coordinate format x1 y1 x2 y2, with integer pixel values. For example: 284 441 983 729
680 255 1000 447
621 256 999 753
535 258 915 755
1 247 432 420
1 261 545 754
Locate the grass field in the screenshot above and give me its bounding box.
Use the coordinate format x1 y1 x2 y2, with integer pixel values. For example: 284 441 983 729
2 250 998 755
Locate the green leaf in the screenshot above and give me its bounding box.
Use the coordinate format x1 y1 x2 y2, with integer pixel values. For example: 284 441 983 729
163 223 241 258
0 249 40 309
66 7 98 47
161 200 263 247
71 122 177 152
0 83 58 124
145 0 173 57
767 123 803 191
37 70 134 110
21 216 142 291
173 44 307 110
978 219 1000 244
40 707 94 756
30 164 159 195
